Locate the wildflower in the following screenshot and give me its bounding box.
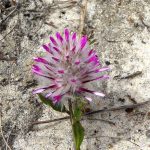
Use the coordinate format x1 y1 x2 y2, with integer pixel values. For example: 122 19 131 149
32 29 109 103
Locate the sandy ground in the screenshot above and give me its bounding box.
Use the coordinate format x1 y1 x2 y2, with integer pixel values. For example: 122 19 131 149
0 0 150 149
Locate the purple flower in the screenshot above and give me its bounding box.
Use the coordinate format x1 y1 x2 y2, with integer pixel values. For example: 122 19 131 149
32 29 109 103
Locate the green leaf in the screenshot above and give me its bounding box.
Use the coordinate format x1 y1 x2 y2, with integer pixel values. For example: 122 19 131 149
38 94 67 113
73 121 84 150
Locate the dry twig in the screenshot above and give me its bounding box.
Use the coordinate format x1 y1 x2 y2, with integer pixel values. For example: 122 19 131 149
0 25 16 42
0 5 18 25
114 71 142 80
86 100 150 115
32 100 150 126
78 0 88 37
87 118 115 125
139 15 150 29
0 105 12 150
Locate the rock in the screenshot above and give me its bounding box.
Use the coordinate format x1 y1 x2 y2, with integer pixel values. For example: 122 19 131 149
0 0 150 149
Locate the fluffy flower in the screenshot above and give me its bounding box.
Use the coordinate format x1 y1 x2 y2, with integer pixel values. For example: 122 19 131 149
32 29 109 103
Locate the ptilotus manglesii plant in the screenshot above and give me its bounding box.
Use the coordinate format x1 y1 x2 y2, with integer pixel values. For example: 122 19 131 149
32 29 109 150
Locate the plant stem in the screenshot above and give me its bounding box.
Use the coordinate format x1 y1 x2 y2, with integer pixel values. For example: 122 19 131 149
68 99 76 150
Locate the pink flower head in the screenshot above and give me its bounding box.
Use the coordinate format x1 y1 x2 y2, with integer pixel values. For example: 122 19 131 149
32 29 109 103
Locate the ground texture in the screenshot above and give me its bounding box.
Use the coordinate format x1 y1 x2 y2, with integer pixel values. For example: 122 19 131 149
0 0 150 150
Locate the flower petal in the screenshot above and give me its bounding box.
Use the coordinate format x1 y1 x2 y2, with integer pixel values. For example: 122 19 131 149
50 36 57 45
79 88 105 97
56 32 63 43
33 85 57 94
53 47 61 54
53 95 63 103
46 92 54 98
72 32 76 41
32 65 40 71
42 44 50 52
52 57 60 62
84 96 92 101
80 36 87 49
64 28 69 42
33 88 45 94
33 57 49 64
87 55 99 64
94 92 105 97
75 60 80 65
32 66 55 80
71 46 76 53
82 75 110 83
94 67 110 73
87 67 110 74
88 49 94 56
58 70 65 74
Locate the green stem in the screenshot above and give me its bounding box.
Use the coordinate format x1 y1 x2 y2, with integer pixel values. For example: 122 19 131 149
68 99 76 150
